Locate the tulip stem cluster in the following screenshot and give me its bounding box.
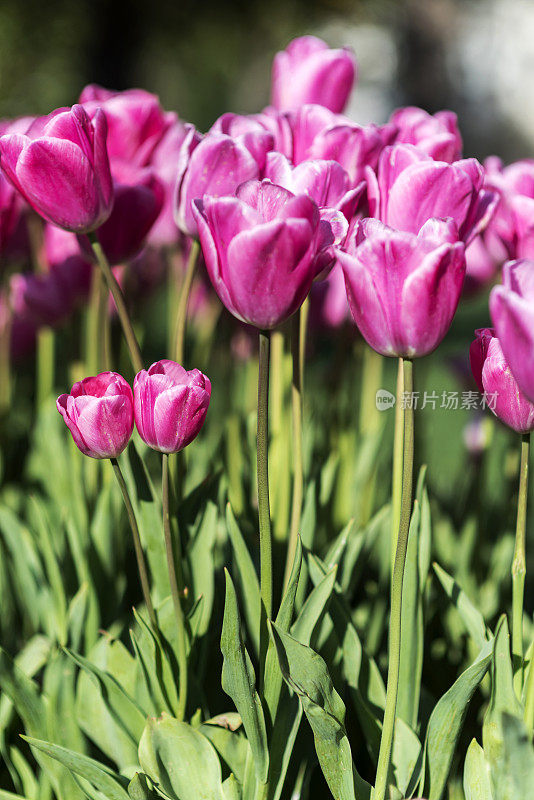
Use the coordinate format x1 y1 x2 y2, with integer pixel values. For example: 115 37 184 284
285 310 304 589
174 240 200 365
110 457 156 629
88 233 143 373
390 359 405 576
162 452 189 721
257 330 273 685
512 433 530 692
374 357 414 800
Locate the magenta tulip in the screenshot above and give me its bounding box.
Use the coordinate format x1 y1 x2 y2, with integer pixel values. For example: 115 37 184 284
133 359 211 454
210 113 275 172
0 105 113 234
490 259 534 403
470 328 534 433
193 179 324 329
482 156 534 257
336 218 466 357
367 144 496 244
57 372 134 459
0 172 22 255
146 118 189 247
271 35 357 114
389 106 463 163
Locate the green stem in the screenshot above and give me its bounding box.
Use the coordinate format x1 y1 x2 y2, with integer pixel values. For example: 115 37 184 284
88 234 143 373
359 346 384 436
174 240 199 365
36 327 54 407
513 433 530 694
110 457 156 629
525 636 534 732
97 270 112 371
257 330 273 685
162 452 188 720
285 310 304 589
391 359 404 577
374 358 414 800
0 306 11 414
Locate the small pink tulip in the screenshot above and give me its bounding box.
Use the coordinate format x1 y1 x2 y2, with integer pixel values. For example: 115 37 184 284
174 127 265 238
0 105 113 233
271 35 357 114
57 372 134 459
389 106 463 162
470 328 534 433
193 179 323 329
367 144 496 244
490 259 534 403
133 359 211 454
337 218 466 357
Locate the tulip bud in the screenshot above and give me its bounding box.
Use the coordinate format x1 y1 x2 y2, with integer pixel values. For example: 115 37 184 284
271 35 356 114
0 105 113 234
470 328 534 433
133 359 211 454
490 259 534 403
337 218 466 358
57 372 134 459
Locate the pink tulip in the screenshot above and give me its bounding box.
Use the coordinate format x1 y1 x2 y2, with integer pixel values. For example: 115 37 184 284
133 359 211 454
193 179 324 329
271 35 357 114
45 225 92 303
464 233 506 294
146 118 189 247
470 328 534 433
389 106 463 163
210 113 275 172
79 85 174 166
0 105 113 233
490 259 534 403
10 268 74 328
290 104 385 184
483 156 534 257
174 127 266 238
57 372 134 459
337 218 466 357
310 263 352 329
367 144 496 244
0 172 22 254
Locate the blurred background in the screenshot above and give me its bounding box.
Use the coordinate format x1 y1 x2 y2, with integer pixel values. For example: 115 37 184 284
0 0 533 162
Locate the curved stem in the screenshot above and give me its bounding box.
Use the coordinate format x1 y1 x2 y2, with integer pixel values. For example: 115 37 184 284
174 240 199 365
110 457 156 629
391 359 404 577
162 453 188 720
285 310 304 589
97 270 112 371
257 331 273 686
88 234 143 373
374 358 414 800
513 433 530 694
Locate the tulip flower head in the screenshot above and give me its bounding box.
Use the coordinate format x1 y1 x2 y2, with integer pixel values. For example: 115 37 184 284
57 372 134 459
470 327 534 434
271 35 357 114
0 105 113 233
389 106 463 163
134 359 211 454
490 259 534 403
337 218 466 357
193 179 325 329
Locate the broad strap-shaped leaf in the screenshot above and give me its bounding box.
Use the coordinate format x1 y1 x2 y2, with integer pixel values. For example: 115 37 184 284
130 609 180 718
291 565 337 647
187 500 218 639
225 503 261 657
491 712 534 799
139 714 225 800
128 773 158 800
199 717 248 784
433 563 489 650
220 571 269 784
463 739 493 800
270 623 371 800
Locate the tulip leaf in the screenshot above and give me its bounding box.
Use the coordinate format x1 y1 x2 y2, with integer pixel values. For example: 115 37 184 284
199 718 248 783
127 773 158 800
130 608 180 718
220 570 269 784
291 564 337 647
225 503 261 657
433 563 489 649
186 499 218 639
490 712 534 799
139 714 225 800
463 739 493 800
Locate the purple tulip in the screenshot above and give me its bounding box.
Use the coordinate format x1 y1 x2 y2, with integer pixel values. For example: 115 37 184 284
145 118 189 247
10 269 72 328
174 127 266 238
336 218 466 357
193 179 323 329
470 328 534 433
367 144 496 244
482 156 534 258
464 234 505 295
490 259 534 403
0 105 113 234
389 106 463 163
133 359 211 454
57 372 134 459
271 35 357 114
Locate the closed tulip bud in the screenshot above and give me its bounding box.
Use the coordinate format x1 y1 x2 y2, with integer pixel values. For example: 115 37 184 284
0 104 113 233
133 359 211 454
337 218 466 357
57 372 134 459
490 259 534 403
193 179 324 329
389 106 463 163
470 328 534 433
367 144 496 244
271 35 357 114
